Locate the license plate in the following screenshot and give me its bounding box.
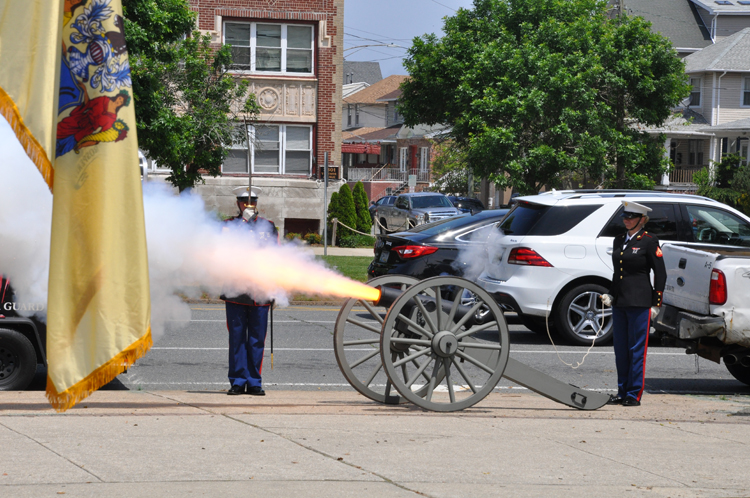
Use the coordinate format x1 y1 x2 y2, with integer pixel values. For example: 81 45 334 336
379 250 389 263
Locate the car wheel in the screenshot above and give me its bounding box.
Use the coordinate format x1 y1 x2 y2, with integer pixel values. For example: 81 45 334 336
0 328 37 391
519 313 555 336
555 283 613 346
379 218 388 235
725 359 750 386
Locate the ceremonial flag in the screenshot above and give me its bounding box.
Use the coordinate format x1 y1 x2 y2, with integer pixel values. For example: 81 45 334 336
0 0 151 411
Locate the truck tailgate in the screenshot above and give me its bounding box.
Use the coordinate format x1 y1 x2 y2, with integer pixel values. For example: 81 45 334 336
662 244 717 315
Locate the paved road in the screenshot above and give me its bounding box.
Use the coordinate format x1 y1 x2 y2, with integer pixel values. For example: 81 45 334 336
96 304 750 396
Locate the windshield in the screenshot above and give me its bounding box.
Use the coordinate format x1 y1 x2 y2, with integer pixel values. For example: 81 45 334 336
411 195 454 209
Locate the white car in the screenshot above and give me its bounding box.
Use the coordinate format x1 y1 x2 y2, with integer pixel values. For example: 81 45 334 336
476 190 750 345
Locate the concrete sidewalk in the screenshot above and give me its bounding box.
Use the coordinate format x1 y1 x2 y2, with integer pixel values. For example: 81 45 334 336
310 246 374 256
1 390 749 497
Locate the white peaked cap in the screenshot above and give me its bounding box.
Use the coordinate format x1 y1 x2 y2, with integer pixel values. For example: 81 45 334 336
233 186 263 199
621 200 652 215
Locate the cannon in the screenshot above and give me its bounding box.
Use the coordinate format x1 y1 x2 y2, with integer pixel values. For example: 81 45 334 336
334 275 610 412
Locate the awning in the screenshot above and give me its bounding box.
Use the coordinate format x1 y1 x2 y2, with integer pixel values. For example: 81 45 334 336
342 143 381 154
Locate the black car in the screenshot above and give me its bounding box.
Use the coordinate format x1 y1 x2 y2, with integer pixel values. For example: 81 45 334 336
368 209 509 280
368 195 396 221
447 196 485 214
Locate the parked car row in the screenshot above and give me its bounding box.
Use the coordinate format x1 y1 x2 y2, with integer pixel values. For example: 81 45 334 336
369 189 750 346
369 193 486 232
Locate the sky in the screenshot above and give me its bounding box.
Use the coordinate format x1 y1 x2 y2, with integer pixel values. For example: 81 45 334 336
343 0 475 77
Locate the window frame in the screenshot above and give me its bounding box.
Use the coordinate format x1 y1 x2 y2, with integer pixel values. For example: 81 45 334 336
743 77 750 107
222 124 313 176
689 77 701 107
399 147 408 172
419 146 430 172
223 21 315 76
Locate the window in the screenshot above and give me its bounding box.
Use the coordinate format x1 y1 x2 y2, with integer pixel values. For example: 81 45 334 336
399 147 408 172
689 78 701 106
419 147 430 172
355 105 360 126
224 22 313 74
347 105 351 126
743 77 750 106
599 203 679 240
688 140 704 166
223 124 312 175
393 105 400 123
686 205 750 246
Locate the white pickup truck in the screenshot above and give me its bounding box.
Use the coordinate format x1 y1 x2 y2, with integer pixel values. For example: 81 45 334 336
654 243 750 386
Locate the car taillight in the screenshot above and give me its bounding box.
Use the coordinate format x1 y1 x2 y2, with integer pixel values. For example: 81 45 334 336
394 245 439 259
709 269 727 305
507 247 553 267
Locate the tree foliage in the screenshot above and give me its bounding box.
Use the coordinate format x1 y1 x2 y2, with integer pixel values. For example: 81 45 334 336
429 140 472 196
352 181 372 233
123 0 259 191
694 154 750 216
336 184 358 240
399 0 691 194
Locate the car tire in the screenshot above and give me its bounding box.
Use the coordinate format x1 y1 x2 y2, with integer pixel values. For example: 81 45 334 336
725 360 750 386
519 313 555 336
555 283 613 346
0 328 37 391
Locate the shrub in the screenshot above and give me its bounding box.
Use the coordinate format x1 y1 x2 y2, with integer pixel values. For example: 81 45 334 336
304 232 322 245
339 234 376 248
352 181 372 234
336 184 358 239
285 232 302 241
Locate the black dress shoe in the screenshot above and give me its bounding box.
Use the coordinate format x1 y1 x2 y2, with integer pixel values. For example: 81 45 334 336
246 386 266 396
607 395 623 405
623 397 641 407
227 385 244 395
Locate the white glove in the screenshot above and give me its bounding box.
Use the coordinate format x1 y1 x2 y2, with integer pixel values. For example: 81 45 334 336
600 294 612 307
242 208 256 222
650 306 660 321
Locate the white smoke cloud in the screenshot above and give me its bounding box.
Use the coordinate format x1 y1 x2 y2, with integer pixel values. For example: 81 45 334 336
0 116 53 315
0 116 373 336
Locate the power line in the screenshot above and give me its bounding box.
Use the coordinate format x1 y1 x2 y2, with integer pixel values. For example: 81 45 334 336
343 25 414 42
426 0 458 12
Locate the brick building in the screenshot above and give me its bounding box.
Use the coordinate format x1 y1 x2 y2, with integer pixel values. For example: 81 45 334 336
150 1 344 235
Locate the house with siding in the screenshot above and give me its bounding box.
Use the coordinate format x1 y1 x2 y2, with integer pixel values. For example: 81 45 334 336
145 0 344 237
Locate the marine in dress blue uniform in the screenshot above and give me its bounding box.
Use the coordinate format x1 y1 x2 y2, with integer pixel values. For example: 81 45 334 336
221 186 278 396
605 201 666 406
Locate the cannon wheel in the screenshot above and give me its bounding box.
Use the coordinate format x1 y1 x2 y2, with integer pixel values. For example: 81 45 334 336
380 276 510 412
334 275 435 404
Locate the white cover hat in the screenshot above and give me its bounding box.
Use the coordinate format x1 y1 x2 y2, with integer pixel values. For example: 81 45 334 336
621 200 651 215
233 186 262 199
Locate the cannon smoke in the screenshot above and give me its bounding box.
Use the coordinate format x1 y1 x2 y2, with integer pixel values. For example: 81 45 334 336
0 117 377 337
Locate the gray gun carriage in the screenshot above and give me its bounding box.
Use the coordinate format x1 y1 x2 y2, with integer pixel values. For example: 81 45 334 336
333 275 611 412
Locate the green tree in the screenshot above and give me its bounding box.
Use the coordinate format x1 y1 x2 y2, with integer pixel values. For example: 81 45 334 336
430 140 472 195
123 0 259 191
694 154 750 216
398 0 690 194
352 181 372 234
336 184 358 241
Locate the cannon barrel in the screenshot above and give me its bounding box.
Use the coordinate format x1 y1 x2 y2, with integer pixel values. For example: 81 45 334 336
374 285 484 326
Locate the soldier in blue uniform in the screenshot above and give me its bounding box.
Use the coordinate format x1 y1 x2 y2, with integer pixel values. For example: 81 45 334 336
601 201 666 407
221 186 278 396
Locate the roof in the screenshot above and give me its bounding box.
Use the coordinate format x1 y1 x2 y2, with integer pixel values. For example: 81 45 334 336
343 61 383 86
684 27 750 71
343 75 408 105
343 82 369 98
376 88 402 102
343 125 401 143
645 108 713 135
699 116 750 131
397 123 452 139
690 0 750 14
626 0 712 51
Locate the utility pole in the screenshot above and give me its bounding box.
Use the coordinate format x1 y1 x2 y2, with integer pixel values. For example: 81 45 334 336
323 152 328 256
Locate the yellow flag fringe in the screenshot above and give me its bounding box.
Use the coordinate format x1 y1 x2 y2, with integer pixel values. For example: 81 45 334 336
0 86 54 191
45 328 152 412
